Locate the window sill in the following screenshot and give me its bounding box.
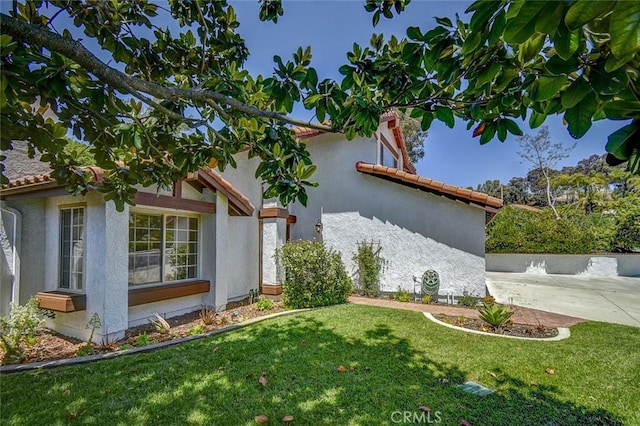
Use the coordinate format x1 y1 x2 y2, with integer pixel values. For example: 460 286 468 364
128 280 210 307
36 291 86 312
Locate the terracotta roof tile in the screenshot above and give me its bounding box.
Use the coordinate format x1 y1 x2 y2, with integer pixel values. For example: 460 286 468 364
2 166 255 217
355 162 503 209
196 168 255 217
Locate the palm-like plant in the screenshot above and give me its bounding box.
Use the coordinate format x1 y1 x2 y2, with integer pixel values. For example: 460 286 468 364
478 304 514 332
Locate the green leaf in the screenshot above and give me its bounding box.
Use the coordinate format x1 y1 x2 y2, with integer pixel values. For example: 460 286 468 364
533 75 568 101
545 55 579 76
497 120 508 142
407 26 422 41
300 165 317 180
553 21 579 60
435 106 454 128
561 77 592 108
504 1 546 44
604 51 634 73
603 101 640 120
591 67 628 96
529 111 546 128
564 92 598 138
518 33 546 63
420 113 435 130
489 9 506 44
462 30 483 55
606 123 637 160
338 65 354 76
565 0 614 30
609 2 640 59
504 119 523 136
435 17 453 27
535 2 564 34
479 122 496 145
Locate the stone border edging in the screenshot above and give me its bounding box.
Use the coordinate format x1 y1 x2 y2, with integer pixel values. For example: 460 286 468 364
424 313 571 341
1 308 310 374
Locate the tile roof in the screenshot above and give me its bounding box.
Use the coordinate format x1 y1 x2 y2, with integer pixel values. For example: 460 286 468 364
355 162 503 210
292 110 417 174
2 166 255 216
188 168 255 216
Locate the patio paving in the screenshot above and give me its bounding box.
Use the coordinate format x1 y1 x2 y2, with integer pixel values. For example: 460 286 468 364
349 296 584 328
486 272 640 327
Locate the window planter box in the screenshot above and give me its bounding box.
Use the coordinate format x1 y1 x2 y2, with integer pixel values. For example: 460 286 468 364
36 291 87 312
128 280 210 306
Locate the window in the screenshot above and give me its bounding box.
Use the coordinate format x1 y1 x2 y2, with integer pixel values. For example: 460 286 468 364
379 138 398 168
128 212 199 286
59 207 85 290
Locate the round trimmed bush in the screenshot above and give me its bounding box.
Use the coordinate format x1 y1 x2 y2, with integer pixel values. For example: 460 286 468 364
278 241 352 309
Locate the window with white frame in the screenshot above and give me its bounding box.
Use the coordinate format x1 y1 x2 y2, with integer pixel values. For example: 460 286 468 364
379 137 399 169
128 212 199 286
59 207 85 290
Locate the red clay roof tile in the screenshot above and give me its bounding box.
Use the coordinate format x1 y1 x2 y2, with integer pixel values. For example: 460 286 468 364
355 162 503 209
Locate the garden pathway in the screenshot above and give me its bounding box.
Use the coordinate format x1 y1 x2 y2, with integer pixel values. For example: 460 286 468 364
348 296 585 328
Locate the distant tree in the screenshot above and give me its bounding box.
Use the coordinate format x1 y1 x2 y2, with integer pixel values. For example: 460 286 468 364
518 127 575 219
609 169 640 198
574 154 609 175
502 177 529 205
398 110 427 163
475 179 501 198
525 168 555 207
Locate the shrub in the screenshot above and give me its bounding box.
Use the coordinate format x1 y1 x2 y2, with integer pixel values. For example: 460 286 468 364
395 288 411 302
421 294 432 304
457 290 477 307
199 305 217 325
612 212 640 252
0 298 46 364
278 241 352 309
188 325 207 336
255 297 274 311
150 312 171 334
486 206 615 254
478 304 514 331
352 240 387 297
135 332 157 346
482 295 496 307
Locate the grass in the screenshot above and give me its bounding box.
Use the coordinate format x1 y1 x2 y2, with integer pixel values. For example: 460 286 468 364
2 305 639 425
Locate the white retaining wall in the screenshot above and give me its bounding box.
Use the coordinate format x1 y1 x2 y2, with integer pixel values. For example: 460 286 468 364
486 254 640 277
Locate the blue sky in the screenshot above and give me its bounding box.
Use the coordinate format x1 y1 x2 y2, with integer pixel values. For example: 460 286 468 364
230 0 615 188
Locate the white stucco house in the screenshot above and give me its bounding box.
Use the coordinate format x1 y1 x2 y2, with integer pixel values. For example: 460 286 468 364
1 112 501 343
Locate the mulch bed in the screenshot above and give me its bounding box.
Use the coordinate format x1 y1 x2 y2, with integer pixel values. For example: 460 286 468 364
5 300 283 366
435 314 560 338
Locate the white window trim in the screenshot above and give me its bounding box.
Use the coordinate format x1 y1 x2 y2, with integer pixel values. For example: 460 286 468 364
375 132 400 169
58 205 86 292
128 210 201 288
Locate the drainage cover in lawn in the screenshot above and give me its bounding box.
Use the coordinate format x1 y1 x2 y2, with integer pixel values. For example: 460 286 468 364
457 381 495 396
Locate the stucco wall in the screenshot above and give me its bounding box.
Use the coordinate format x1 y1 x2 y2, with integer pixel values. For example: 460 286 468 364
289 132 487 296
0 206 21 315
2 199 46 307
219 154 262 302
486 254 640 277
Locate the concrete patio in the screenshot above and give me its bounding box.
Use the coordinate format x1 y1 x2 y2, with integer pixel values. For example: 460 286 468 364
486 272 640 327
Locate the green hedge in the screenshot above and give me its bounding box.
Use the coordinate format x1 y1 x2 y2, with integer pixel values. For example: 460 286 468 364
278 241 352 309
486 206 617 254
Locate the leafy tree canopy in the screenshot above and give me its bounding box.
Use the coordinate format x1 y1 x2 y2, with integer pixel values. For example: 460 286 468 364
1 0 638 210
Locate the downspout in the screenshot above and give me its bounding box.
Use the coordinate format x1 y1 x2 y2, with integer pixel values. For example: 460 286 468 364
0 206 21 305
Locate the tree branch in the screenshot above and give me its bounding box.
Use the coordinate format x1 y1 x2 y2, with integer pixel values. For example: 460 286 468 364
1 13 335 133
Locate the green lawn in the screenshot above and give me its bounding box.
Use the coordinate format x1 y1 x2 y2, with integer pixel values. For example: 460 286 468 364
2 305 639 425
